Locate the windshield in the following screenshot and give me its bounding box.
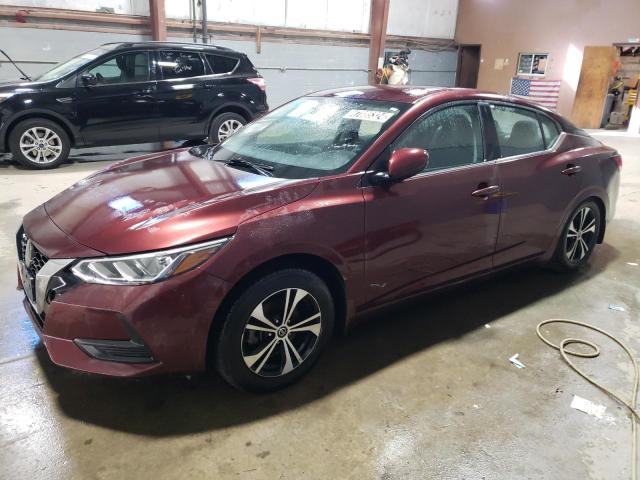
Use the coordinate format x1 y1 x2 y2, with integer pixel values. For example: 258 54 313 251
208 97 407 179
35 45 117 82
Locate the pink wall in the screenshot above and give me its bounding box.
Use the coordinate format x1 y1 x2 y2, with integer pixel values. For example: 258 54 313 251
455 0 640 117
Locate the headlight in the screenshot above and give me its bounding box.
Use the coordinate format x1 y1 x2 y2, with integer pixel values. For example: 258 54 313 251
71 237 231 285
0 92 15 103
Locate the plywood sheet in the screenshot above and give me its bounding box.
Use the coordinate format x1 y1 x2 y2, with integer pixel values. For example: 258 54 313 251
571 46 617 129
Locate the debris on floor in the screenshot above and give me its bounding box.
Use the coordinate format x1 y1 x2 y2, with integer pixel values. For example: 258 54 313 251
509 353 526 369
609 304 626 312
626 262 638 266
570 395 607 419
484 324 491 328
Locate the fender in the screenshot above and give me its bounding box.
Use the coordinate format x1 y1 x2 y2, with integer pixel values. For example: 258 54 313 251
540 185 609 262
206 102 254 132
1 108 82 149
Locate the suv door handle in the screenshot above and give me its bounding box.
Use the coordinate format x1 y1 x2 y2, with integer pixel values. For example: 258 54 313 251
471 184 500 199
135 86 155 96
561 164 582 176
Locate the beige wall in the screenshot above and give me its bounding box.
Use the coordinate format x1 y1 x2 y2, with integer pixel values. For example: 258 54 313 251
455 0 640 118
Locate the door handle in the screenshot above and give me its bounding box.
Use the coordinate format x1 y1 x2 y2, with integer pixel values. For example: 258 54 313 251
561 164 582 176
471 184 500 199
135 87 155 96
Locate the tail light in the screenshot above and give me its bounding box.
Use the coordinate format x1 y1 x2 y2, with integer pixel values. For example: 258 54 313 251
247 77 266 91
612 154 622 169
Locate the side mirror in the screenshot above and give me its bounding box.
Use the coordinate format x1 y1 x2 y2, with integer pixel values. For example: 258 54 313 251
387 147 428 182
81 73 97 86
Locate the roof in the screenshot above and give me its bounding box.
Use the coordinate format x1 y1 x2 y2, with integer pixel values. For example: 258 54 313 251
311 85 446 104
102 41 237 53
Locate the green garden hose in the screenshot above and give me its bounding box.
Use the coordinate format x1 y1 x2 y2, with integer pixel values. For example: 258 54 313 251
536 319 639 480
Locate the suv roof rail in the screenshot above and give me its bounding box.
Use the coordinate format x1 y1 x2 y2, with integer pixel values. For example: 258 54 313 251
101 41 235 52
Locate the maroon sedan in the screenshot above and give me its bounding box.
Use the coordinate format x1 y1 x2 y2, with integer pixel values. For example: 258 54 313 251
17 86 620 391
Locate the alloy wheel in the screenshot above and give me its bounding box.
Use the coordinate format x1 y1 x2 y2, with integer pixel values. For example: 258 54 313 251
241 288 322 377
19 127 63 164
565 206 597 263
217 119 243 141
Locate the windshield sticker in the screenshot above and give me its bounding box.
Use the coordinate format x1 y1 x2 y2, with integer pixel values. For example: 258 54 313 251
343 110 395 123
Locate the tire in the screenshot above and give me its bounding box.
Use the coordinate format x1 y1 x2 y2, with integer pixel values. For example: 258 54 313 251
8 118 71 169
208 112 247 144
550 200 602 271
215 269 334 392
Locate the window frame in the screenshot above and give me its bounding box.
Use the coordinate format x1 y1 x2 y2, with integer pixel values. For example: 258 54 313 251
387 100 489 178
516 52 549 77
484 101 565 161
77 50 152 87
204 53 240 76
156 49 207 81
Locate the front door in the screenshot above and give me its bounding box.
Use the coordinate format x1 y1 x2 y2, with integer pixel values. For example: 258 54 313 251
75 50 159 145
362 103 501 307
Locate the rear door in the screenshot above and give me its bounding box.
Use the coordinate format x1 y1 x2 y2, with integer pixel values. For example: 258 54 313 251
75 50 159 145
362 102 501 307
487 103 579 266
155 50 209 140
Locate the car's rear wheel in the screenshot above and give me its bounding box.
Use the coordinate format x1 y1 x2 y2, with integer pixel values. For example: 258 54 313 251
9 118 70 169
550 200 601 271
215 269 334 392
208 112 246 144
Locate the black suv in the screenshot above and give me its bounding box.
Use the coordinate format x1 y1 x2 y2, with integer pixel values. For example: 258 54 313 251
0 42 268 169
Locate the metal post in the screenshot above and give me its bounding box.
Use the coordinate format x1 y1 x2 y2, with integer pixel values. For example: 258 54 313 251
149 0 166 41
201 0 208 44
191 0 197 43
368 0 390 85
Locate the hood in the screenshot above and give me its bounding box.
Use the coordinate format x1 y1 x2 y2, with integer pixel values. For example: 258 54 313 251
0 79 45 92
44 148 318 255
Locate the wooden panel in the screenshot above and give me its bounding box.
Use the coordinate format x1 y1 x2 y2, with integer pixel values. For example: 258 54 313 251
571 46 617 129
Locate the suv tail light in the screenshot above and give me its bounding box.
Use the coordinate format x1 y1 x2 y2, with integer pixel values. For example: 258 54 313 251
612 154 622 169
247 77 266 91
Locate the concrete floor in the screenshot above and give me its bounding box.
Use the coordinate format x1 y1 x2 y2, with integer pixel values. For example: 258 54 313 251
0 134 639 479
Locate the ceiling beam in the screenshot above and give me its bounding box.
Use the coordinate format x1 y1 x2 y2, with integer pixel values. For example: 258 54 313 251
368 0 390 85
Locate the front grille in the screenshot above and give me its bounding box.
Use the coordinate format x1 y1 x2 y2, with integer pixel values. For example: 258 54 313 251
18 228 49 275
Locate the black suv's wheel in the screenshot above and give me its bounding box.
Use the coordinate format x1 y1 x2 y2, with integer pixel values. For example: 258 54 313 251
208 112 246 144
215 269 334 392
550 200 602 271
9 118 70 169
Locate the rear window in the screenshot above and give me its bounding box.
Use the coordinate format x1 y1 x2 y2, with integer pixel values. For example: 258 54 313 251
158 51 205 79
206 54 239 74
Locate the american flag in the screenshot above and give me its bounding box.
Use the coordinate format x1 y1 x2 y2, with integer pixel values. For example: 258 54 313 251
510 78 561 110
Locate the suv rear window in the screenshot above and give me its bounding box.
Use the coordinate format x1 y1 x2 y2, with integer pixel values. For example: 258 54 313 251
158 51 205 79
206 54 239 74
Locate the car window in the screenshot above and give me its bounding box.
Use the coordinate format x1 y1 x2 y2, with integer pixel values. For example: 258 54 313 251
86 52 149 84
158 51 205 79
206 54 239 74
539 114 561 148
490 105 545 158
393 104 484 172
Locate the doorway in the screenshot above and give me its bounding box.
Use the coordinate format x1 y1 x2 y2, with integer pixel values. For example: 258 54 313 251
456 45 481 88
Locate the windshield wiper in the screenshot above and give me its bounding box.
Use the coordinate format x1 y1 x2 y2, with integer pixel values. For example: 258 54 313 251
220 158 274 177
0 49 31 81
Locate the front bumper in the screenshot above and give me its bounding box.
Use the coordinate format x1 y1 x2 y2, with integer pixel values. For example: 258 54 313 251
19 250 231 377
18 205 234 377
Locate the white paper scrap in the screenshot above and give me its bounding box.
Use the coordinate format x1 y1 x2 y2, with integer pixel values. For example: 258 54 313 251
609 304 626 312
626 262 638 266
509 354 525 369
570 395 606 419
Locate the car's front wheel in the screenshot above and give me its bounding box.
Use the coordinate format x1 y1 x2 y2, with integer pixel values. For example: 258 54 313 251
551 200 602 271
208 112 247 144
215 269 334 392
9 118 70 169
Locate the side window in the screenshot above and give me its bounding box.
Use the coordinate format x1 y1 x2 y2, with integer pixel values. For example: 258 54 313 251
393 104 484 172
206 54 239 74
490 105 544 158
158 51 205 79
86 52 149 84
539 114 561 148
